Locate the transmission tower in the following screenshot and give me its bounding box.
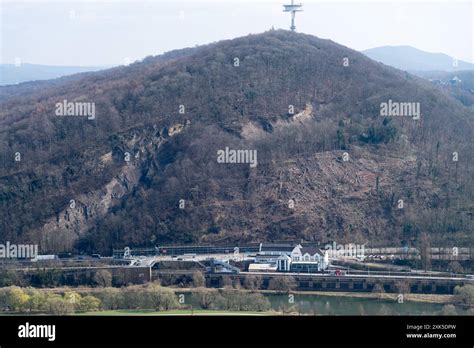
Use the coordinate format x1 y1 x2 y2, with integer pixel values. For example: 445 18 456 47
283 0 303 32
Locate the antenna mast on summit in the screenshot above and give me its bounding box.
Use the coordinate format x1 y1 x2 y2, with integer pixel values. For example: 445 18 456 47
283 0 303 32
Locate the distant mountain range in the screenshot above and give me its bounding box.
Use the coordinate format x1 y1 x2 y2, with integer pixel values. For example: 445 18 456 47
0 63 107 86
363 46 474 72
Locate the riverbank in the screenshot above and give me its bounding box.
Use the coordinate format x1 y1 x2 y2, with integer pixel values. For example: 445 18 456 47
174 288 455 304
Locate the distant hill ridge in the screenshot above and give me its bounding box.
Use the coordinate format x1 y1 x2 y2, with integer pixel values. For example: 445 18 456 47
0 63 106 86
363 45 474 72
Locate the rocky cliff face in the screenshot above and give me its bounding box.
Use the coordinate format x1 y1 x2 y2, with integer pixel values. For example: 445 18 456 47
0 30 472 253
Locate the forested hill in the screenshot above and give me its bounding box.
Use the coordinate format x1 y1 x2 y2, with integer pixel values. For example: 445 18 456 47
0 30 472 254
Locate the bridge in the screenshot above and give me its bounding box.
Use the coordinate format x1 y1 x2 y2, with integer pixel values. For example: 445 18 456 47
11 262 472 294
204 271 473 295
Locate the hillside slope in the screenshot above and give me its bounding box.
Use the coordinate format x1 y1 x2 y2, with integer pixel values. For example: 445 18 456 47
0 30 472 253
414 70 474 108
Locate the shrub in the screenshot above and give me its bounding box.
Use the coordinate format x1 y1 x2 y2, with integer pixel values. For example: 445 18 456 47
454 284 474 307
440 304 458 316
25 289 48 313
191 288 220 309
212 290 271 312
45 296 74 315
394 280 411 294
268 276 296 292
448 261 463 274
78 296 101 312
94 270 113 287
96 287 123 310
243 275 263 290
5 287 30 312
122 288 144 309
145 284 179 311
192 271 206 288
63 291 82 308
222 276 233 289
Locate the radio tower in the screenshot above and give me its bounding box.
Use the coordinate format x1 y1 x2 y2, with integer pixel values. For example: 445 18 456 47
283 0 303 32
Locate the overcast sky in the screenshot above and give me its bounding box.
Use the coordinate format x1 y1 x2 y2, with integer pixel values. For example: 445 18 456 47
1 0 472 66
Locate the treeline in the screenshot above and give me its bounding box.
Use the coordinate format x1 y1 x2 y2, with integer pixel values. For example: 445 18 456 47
0 283 472 315
0 268 117 288
0 287 101 315
0 283 273 315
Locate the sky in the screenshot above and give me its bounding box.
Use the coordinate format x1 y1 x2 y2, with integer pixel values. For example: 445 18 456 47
0 0 473 66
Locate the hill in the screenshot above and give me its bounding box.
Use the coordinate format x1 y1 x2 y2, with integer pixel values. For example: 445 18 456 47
363 46 474 72
0 30 473 254
0 63 106 86
421 71 474 108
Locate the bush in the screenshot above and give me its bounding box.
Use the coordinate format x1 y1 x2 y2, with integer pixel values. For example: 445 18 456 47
440 304 458 316
96 287 123 310
212 290 271 312
243 292 271 312
243 275 263 290
94 270 113 287
232 278 241 289
122 288 143 309
45 296 74 315
222 276 233 289
192 288 220 309
5 287 30 312
448 261 463 274
454 284 474 307
0 270 24 287
268 276 296 292
78 296 101 312
26 289 48 313
159 274 181 287
145 284 179 310
394 280 411 294
63 291 82 308
192 271 206 288
359 118 397 144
